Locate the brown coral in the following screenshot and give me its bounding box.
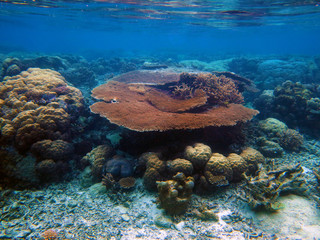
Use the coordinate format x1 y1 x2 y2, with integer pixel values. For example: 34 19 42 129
179 72 244 105
157 172 194 215
119 177 136 190
167 158 193 176
81 144 114 181
0 68 84 153
90 71 258 132
205 153 233 184
227 153 248 182
184 143 212 169
240 147 265 174
143 167 162 191
31 139 74 162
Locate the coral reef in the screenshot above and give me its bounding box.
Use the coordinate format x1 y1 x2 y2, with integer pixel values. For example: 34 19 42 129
142 152 166 191
157 172 194 215
257 118 304 153
204 153 233 185
254 80 320 135
240 147 265 174
105 157 134 180
259 118 288 138
191 205 219 221
90 70 258 131
239 164 307 211
31 139 74 162
102 173 136 191
167 158 193 176
177 72 244 105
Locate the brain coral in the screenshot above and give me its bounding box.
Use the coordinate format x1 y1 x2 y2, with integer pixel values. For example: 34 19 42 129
167 158 193 176
204 153 233 183
0 68 84 153
31 139 74 162
184 143 212 169
227 153 248 182
240 147 265 174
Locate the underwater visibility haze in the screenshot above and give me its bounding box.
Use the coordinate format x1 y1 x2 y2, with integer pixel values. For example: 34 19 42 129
1 0 320 239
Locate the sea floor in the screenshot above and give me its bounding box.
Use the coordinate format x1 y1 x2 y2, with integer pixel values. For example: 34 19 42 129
1 140 320 240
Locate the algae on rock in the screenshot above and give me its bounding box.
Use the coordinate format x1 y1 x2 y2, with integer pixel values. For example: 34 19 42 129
239 164 307 211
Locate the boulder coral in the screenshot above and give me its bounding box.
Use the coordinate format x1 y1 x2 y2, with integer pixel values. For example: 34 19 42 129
0 68 84 153
142 143 264 193
0 68 85 186
31 139 74 162
184 143 212 169
240 147 265 174
167 158 193 176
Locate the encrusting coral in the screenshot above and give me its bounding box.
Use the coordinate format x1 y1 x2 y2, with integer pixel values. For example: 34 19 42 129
90 70 259 131
157 172 194 215
239 164 307 212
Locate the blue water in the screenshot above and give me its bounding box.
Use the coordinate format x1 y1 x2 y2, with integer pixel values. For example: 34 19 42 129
1 0 320 56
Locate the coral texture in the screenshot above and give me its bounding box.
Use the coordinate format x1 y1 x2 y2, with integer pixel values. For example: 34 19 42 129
0 68 84 153
240 147 265 174
157 172 194 215
277 129 304 152
184 143 212 169
31 139 74 162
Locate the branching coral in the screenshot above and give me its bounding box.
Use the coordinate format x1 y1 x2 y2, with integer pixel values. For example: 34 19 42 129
178 72 244 105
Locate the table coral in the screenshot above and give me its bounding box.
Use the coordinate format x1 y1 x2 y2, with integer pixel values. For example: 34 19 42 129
157 172 194 215
90 71 259 131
